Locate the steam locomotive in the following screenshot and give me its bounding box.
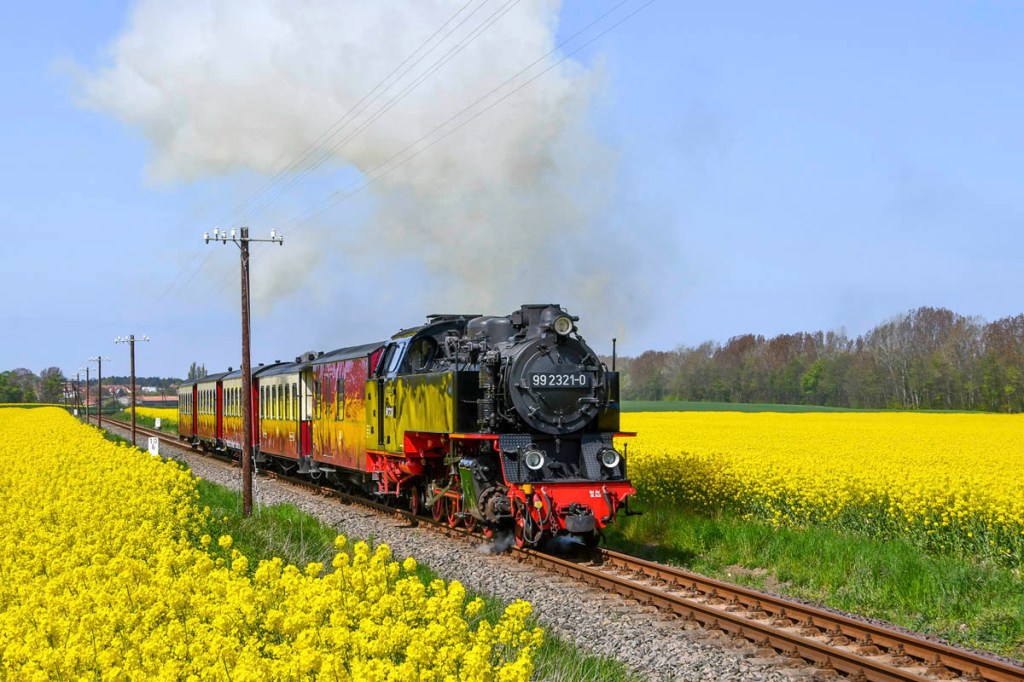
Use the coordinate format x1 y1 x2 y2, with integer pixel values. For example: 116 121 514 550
178 304 635 547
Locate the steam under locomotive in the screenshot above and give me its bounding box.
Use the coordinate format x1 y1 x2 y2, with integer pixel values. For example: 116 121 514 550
178 304 636 547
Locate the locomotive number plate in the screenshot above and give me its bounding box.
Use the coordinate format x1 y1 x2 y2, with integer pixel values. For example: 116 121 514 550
530 372 589 388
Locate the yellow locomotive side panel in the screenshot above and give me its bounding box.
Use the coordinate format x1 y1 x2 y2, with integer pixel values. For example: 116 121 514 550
378 373 456 454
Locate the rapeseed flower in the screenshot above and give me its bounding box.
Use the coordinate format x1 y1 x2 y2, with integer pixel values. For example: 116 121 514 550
620 411 1024 564
0 407 541 679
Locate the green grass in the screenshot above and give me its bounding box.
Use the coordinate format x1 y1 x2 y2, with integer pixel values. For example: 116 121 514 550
110 410 179 435
603 496 1024 660
196 479 639 682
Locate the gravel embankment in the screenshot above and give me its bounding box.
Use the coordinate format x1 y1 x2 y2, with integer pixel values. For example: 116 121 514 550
109 423 791 682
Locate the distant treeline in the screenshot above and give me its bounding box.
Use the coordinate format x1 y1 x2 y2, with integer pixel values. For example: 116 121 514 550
611 307 1024 413
102 376 183 390
0 368 183 405
0 368 65 404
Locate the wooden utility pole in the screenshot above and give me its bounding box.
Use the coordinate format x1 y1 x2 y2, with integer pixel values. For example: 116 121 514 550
89 356 110 429
240 228 253 517
205 226 283 517
81 366 89 421
116 334 149 446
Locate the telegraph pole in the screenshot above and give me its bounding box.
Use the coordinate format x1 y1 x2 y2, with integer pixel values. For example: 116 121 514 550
89 356 110 429
80 366 90 421
115 334 149 446
205 226 283 517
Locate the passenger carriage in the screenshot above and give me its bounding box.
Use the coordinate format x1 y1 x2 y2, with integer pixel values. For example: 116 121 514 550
194 370 231 451
254 360 311 467
177 379 198 442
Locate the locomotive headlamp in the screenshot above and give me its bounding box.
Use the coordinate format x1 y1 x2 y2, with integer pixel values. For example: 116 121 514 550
599 448 621 469
552 315 574 336
524 449 546 471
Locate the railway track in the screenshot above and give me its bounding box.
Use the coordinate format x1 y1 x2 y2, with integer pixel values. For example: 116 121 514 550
94 416 1024 682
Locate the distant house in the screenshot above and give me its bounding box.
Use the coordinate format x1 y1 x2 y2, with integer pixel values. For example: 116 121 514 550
115 392 178 409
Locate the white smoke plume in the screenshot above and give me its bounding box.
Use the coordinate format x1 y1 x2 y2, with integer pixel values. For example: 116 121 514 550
78 0 636 333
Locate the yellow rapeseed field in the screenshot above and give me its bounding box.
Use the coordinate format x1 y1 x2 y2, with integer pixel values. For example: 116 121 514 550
620 411 1024 562
132 406 178 424
0 408 541 680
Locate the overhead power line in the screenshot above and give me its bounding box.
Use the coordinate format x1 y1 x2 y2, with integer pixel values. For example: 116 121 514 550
235 0 523 227
225 0 654 295
144 0 493 315
278 0 650 234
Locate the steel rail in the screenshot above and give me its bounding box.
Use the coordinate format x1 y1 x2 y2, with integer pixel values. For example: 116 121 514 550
593 549 1023 682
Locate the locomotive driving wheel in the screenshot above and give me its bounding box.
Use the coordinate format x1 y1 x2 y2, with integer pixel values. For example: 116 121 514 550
431 487 445 522
446 493 461 528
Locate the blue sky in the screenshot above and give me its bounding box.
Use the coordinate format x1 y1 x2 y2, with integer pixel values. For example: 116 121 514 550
2 1 1022 378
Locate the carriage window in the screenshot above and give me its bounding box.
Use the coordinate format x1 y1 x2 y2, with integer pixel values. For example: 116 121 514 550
315 380 321 418
292 382 298 420
260 387 265 419
342 374 350 417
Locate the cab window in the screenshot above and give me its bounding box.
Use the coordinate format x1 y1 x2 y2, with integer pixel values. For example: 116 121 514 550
402 336 438 373
377 341 409 377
